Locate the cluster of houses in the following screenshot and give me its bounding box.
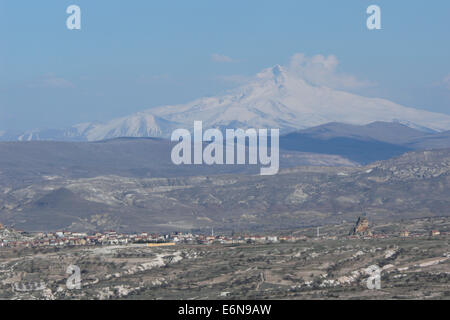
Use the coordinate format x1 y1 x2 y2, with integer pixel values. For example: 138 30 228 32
0 230 169 248
0 222 445 249
174 234 308 245
0 227 311 249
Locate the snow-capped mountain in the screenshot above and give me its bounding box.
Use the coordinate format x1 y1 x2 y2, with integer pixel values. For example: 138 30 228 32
148 65 450 133
5 64 450 142
14 113 180 142
70 113 181 141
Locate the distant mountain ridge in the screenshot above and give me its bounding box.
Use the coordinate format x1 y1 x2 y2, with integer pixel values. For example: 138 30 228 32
295 121 429 145
279 122 450 163
4 64 450 142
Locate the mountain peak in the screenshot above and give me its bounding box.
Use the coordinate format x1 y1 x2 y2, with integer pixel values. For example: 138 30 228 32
271 64 284 76
257 64 288 84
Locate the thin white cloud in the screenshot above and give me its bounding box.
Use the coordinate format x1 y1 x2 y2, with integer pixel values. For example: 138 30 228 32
431 74 450 90
211 53 236 63
28 74 75 89
214 53 375 90
441 74 450 90
288 53 374 89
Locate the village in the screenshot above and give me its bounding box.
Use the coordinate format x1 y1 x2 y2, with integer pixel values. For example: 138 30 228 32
0 225 304 248
0 216 446 249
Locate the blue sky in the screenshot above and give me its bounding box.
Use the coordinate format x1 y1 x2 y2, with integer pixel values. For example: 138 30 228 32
1 0 449 131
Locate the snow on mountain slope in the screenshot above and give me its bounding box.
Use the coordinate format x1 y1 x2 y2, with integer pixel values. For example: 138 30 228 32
147 65 450 133
6 64 450 142
13 114 180 142
72 113 180 141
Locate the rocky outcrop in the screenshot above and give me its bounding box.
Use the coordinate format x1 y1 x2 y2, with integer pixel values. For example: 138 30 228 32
349 216 372 236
